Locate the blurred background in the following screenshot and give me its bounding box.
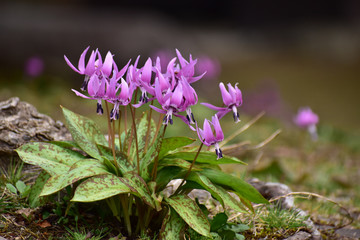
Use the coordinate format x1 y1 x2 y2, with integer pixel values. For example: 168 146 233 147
1 0 360 132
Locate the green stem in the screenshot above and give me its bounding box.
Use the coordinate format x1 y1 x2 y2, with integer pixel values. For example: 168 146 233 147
144 100 154 153
151 124 167 181
123 106 127 152
130 106 140 175
111 119 120 175
118 109 122 152
151 113 164 146
105 102 112 148
120 195 132 236
174 143 204 195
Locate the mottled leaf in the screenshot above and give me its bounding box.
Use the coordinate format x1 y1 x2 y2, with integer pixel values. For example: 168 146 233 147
41 159 108 196
47 140 79 149
164 151 246 165
201 168 268 204
159 137 196 159
159 208 186 240
62 106 107 160
71 174 132 202
28 171 50 208
165 195 211 238
97 144 134 174
16 142 86 175
123 172 155 208
187 172 246 213
139 131 163 182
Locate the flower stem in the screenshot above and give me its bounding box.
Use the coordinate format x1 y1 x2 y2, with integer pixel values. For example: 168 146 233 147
174 142 204 195
118 110 122 152
151 124 167 181
130 106 140 175
119 195 132 236
105 102 112 148
144 100 154 153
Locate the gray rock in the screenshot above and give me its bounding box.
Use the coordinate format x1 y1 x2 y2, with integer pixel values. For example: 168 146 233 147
284 231 312 240
0 97 71 158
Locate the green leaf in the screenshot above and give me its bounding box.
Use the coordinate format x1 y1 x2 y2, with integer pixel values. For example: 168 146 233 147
41 159 109 196
62 106 107 160
201 168 268 204
47 140 80 149
165 194 211 238
163 151 246 165
97 144 134 174
15 180 27 194
71 174 132 202
156 167 184 191
6 183 17 194
159 137 196 159
140 132 163 182
187 172 246 213
123 172 155 208
211 213 228 232
159 208 186 240
16 142 86 175
159 158 202 171
28 171 50 208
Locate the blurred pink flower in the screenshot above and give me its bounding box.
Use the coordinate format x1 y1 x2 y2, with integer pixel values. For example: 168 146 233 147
294 107 319 141
25 56 44 77
196 56 221 80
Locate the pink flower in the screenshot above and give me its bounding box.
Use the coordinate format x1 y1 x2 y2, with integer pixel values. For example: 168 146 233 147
197 115 224 159
64 46 98 91
202 82 243 123
294 107 319 141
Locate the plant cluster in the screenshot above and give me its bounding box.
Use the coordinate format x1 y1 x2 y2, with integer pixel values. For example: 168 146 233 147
16 47 267 239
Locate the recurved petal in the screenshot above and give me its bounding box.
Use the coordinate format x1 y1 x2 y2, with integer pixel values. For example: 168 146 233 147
141 58 153 84
72 89 95 100
64 55 81 74
202 119 215 145
170 84 183 108
84 50 97 76
102 51 114 76
211 115 224 141
78 46 90 73
219 82 233 106
119 78 129 100
201 102 226 111
188 71 206 84
87 75 100 96
116 59 131 79
175 49 189 68
227 83 237 103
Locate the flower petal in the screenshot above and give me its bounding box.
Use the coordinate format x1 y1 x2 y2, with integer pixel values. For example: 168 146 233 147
78 46 90 73
219 82 233 106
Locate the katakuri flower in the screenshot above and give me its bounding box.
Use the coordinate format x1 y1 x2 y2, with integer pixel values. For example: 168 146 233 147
294 107 319 141
202 82 243 123
196 115 224 159
64 46 97 91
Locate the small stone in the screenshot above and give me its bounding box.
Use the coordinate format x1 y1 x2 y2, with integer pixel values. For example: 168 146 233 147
284 231 312 240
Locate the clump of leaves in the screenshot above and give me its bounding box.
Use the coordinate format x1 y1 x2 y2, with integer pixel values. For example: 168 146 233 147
16 107 267 239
